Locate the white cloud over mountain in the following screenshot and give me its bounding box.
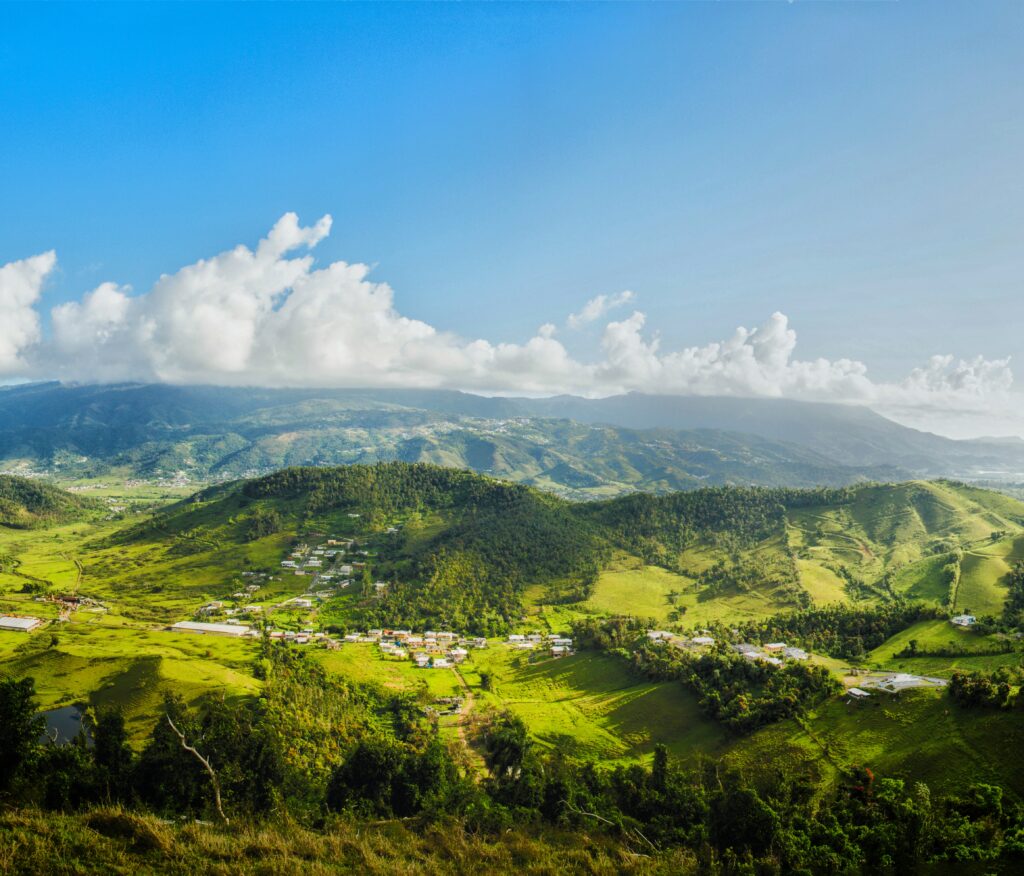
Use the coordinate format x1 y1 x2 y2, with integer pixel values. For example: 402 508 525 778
0 213 1017 437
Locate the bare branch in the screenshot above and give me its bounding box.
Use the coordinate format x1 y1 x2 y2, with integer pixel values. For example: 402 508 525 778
166 714 229 824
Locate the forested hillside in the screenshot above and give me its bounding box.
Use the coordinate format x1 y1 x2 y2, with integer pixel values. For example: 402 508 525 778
0 475 100 529
105 464 1024 635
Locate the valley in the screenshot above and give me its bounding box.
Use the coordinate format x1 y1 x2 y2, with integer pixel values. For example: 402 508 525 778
4 464 1024 871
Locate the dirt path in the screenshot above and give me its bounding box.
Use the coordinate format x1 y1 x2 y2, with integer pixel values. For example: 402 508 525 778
451 667 486 775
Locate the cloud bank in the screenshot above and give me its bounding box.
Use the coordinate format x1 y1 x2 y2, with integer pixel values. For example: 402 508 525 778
1 213 1017 438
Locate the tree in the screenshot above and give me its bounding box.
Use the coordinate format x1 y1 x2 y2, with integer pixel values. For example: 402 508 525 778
483 714 531 779
92 708 134 802
0 677 43 795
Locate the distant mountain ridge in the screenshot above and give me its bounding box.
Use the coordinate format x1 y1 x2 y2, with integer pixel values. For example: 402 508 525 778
1 382 1021 493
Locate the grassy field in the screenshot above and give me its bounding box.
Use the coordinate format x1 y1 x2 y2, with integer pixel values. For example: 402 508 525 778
583 556 689 623
727 688 1024 800
0 611 262 742
464 646 724 764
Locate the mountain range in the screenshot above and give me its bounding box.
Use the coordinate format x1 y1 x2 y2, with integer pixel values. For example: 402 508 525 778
1 382 1022 496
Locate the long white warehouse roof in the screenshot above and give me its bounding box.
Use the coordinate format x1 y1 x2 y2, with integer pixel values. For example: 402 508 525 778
0 615 42 631
171 621 253 636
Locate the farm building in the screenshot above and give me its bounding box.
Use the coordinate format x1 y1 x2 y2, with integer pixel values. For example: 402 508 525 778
0 615 43 633
170 621 253 637
848 688 870 699
870 673 948 693
951 614 977 627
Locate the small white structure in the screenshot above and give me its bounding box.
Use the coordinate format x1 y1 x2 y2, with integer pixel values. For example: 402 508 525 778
647 630 673 642
691 636 715 647
784 647 809 661
763 642 786 654
171 621 252 637
951 614 977 627
848 688 871 699
0 615 42 633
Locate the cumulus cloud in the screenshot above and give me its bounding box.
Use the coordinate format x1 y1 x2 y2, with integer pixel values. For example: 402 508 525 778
567 290 635 329
0 213 1017 437
0 250 56 372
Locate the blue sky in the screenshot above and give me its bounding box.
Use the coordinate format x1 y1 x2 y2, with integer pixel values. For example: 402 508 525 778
1 2 1022 435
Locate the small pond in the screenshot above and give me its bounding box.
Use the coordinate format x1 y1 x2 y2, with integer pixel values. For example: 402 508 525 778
40 705 93 745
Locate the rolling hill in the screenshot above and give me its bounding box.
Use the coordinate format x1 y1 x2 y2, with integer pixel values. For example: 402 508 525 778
88 464 1024 635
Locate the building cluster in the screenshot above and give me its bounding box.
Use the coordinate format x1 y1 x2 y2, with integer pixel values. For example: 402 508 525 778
644 629 810 667
341 628 487 668
730 641 809 665
506 632 575 658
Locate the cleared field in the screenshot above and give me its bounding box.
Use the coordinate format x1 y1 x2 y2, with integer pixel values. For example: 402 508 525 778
796 559 850 605
584 558 689 622
727 689 1024 799
467 647 724 764
956 552 1011 616
864 618 1023 676
0 611 262 742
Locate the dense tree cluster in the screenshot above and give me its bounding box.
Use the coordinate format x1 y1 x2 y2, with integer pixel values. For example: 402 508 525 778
571 617 839 732
948 669 1020 709
1003 562 1024 626
634 643 840 732
244 506 282 541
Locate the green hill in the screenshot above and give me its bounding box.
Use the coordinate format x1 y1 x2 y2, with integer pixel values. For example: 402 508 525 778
0 475 100 529
93 465 1024 635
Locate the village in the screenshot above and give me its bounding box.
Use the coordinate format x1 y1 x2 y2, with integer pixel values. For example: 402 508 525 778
641 627 950 700
162 529 577 670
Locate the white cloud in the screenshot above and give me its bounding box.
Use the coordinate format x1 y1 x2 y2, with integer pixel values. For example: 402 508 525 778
0 214 1017 438
0 250 55 372
567 290 635 329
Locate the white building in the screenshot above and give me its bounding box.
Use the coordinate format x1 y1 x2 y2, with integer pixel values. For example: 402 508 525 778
170 621 253 637
0 615 42 633
951 614 977 627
